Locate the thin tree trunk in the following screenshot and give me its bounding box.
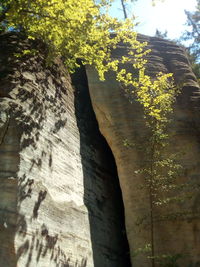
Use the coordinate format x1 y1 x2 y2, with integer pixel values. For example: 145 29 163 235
149 135 156 267
149 184 155 267
120 0 128 19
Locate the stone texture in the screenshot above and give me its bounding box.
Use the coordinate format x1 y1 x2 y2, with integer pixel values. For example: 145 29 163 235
86 35 200 266
2 31 200 267
0 33 130 267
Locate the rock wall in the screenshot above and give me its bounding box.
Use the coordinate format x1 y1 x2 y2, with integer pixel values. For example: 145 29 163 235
0 33 130 267
1 32 200 267
86 35 200 266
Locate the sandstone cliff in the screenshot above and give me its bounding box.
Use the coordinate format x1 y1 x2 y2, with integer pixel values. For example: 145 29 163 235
1 32 200 267
0 33 130 267
86 35 200 266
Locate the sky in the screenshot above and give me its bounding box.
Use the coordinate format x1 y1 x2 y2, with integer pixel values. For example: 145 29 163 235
110 0 197 40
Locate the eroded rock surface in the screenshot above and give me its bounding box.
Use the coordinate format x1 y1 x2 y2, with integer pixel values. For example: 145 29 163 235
0 33 130 267
86 35 200 266
1 31 200 267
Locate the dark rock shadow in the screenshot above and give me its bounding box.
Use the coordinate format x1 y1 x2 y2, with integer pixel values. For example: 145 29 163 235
72 65 131 267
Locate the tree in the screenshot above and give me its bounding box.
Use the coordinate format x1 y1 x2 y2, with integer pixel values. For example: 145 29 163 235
134 71 179 267
183 0 200 61
155 29 168 39
181 0 200 81
186 50 200 82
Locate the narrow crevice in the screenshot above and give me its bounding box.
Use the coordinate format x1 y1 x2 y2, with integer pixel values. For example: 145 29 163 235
72 65 131 267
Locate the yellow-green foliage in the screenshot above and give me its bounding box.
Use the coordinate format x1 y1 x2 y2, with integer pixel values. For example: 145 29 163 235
5 0 149 80
5 1 176 115
136 71 177 122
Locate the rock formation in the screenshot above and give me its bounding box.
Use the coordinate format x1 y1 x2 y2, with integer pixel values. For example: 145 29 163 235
0 32 200 267
86 35 200 266
0 33 130 267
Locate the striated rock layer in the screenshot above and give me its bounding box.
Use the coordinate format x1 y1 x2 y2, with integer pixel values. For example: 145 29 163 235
1 31 200 267
0 33 130 267
86 35 200 266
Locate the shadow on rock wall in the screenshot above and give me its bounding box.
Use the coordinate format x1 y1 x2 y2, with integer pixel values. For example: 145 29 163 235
72 65 131 267
0 33 87 267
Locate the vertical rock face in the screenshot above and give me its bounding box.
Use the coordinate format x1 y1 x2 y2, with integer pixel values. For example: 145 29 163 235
86 36 200 266
2 32 200 267
0 33 130 267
